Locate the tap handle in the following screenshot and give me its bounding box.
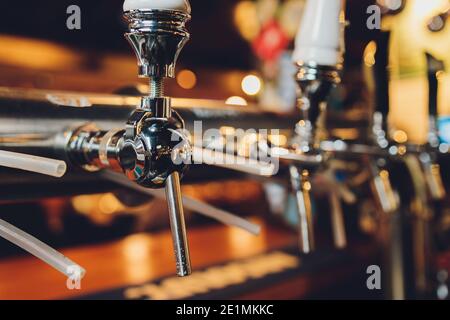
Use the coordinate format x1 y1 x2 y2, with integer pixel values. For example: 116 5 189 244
123 0 191 79
425 52 445 118
123 0 191 13
373 31 391 120
369 160 399 214
329 190 347 249
290 166 315 254
293 0 345 66
165 171 192 277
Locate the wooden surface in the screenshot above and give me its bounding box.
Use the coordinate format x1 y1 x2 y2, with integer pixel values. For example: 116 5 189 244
0 218 299 300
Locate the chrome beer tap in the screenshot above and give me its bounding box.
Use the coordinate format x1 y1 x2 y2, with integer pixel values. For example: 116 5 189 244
290 61 342 252
64 0 193 277
287 0 346 253
366 30 409 299
122 0 192 276
368 31 400 216
423 52 446 202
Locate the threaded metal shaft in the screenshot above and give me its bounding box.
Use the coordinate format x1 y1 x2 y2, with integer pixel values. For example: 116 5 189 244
149 78 164 98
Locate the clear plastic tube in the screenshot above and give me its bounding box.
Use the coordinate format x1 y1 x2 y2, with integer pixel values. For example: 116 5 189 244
181 195 261 235
0 219 86 278
0 150 66 177
192 147 276 177
104 171 261 235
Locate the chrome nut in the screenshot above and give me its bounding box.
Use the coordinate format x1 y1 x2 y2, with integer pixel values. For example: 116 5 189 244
119 118 190 188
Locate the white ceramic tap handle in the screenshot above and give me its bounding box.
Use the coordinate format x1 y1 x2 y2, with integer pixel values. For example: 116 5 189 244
293 0 345 66
123 0 191 13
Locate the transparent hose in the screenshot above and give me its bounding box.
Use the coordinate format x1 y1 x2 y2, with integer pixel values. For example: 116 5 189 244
181 194 261 235
192 147 276 177
0 150 66 177
0 219 86 278
103 171 261 235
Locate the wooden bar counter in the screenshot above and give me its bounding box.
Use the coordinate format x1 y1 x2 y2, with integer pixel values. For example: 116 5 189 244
0 218 371 300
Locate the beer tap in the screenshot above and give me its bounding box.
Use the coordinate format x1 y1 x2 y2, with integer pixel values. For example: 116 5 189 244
366 30 410 299
123 0 192 277
423 53 446 202
317 32 399 217
287 0 345 253
368 31 400 216
63 0 193 277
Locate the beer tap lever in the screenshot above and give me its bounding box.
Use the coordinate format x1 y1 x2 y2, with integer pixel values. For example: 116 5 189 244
424 52 446 200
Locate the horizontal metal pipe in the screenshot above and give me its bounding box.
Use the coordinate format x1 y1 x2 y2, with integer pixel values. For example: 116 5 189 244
0 87 294 135
0 87 296 199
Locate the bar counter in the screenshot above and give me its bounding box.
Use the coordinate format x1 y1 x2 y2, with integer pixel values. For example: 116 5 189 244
0 217 375 300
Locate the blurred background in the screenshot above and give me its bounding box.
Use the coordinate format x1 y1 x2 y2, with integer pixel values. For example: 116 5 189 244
0 0 448 139
0 0 449 299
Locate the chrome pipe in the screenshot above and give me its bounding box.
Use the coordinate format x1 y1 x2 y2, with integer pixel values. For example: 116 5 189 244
329 190 347 249
165 171 192 277
290 165 315 253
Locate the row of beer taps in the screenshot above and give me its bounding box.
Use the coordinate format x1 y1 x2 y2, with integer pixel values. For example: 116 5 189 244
279 0 448 299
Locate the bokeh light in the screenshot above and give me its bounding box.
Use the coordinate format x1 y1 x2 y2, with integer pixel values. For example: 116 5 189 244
225 96 248 106
241 74 262 96
177 69 197 89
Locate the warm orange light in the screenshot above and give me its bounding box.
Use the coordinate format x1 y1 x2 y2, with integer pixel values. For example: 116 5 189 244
177 69 197 89
364 41 377 67
98 194 121 215
279 0 305 39
0 35 82 70
72 195 96 215
72 193 123 216
393 130 408 144
380 170 390 179
234 1 260 41
268 134 288 147
398 145 407 155
219 126 237 136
